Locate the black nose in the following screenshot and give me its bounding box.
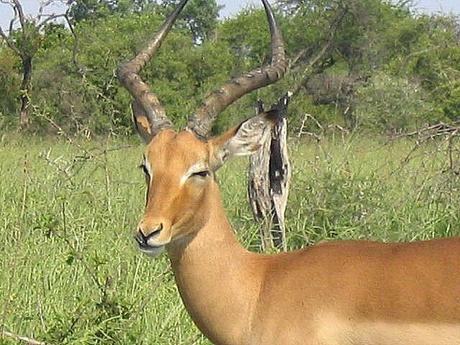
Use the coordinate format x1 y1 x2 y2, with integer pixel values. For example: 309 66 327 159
135 223 163 246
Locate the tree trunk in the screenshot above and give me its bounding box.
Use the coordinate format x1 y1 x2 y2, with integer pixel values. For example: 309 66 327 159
248 130 273 250
19 56 32 128
248 95 291 251
268 115 291 249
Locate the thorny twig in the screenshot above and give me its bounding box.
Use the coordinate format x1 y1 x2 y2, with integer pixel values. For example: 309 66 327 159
389 122 460 175
392 121 460 142
297 113 349 141
33 104 94 158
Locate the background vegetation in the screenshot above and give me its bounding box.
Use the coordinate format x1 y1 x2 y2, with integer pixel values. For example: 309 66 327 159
0 0 459 134
1 134 460 344
1 0 460 344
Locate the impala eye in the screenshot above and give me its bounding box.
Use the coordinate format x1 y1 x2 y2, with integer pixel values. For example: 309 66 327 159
192 170 210 178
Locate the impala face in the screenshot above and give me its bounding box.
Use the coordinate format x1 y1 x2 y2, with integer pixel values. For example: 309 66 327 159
135 130 212 256
134 113 277 257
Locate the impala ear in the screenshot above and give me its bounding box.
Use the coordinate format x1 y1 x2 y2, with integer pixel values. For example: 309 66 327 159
209 110 277 171
132 101 154 143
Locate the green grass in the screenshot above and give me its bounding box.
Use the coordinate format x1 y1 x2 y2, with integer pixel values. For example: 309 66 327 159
1 133 459 344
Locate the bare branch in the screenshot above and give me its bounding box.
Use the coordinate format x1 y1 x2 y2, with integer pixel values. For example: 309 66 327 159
289 48 308 69
63 13 83 76
9 5 18 33
290 5 349 97
11 0 26 33
37 13 67 29
38 0 54 21
1 330 45 345
290 40 333 97
0 26 21 55
392 122 460 142
0 1 17 36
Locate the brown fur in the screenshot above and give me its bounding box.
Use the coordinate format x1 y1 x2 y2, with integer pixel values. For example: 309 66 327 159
136 129 460 345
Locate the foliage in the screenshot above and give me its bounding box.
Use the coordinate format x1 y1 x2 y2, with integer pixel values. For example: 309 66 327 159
0 0 459 134
68 0 157 21
354 72 443 133
160 0 221 43
0 46 19 118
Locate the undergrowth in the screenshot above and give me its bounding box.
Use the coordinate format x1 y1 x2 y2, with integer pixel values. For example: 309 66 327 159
1 133 459 344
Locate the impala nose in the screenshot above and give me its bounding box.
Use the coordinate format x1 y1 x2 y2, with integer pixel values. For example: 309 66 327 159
135 223 163 247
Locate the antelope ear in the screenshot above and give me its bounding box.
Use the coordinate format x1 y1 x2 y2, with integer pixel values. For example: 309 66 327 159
132 101 154 143
209 110 277 171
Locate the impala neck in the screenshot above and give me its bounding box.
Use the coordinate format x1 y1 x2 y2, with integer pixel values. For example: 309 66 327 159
167 182 262 345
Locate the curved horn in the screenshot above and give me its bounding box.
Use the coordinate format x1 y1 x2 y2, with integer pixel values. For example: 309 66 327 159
117 0 189 136
187 0 287 139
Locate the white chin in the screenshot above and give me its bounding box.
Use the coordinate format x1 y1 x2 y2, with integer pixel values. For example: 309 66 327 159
139 245 165 257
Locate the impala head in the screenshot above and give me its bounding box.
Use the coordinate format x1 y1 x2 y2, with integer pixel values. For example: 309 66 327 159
117 0 287 257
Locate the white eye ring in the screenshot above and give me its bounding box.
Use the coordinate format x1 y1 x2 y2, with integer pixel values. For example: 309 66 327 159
191 171 210 178
139 164 150 177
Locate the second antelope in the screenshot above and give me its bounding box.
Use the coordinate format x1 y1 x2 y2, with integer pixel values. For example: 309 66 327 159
117 0 460 344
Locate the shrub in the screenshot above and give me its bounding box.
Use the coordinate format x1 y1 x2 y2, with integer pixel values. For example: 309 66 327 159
354 72 443 133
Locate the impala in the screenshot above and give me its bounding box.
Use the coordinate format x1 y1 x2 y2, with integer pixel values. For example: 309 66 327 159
117 1 460 344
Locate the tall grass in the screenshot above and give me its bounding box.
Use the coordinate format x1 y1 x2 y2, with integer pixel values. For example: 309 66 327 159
0 134 459 344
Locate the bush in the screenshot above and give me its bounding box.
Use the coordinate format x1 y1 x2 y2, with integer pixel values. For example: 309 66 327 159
354 72 444 133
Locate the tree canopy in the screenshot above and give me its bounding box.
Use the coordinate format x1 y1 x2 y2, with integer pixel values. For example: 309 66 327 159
0 0 459 135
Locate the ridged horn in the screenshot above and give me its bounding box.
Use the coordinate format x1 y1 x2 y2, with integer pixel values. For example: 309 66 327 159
117 0 189 137
186 0 287 139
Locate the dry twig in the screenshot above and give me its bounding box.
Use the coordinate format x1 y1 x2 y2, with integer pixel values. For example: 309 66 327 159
389 122 460 176
1 329 45 345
